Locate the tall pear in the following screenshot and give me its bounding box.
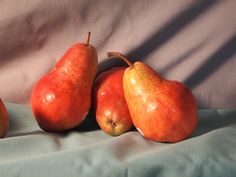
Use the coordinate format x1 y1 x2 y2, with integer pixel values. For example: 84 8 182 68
31 32 98 132
107 52 198 143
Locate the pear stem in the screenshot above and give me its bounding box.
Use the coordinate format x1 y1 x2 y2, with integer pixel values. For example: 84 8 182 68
85 32 91 45
107 52 133 67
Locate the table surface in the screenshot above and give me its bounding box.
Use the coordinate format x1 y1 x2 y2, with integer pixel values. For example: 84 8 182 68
0 103 236 177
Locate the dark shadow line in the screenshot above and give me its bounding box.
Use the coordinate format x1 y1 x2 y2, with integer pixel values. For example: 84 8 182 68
184 34 236 89
126 0 219 60
7 130 46 137
160 38 209 73
98 0 219 72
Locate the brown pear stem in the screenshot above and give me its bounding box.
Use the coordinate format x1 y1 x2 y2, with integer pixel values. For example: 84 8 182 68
85 32 91 45
107 52 133 67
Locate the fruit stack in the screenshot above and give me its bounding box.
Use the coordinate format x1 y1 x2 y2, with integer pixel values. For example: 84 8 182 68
1 32 198 143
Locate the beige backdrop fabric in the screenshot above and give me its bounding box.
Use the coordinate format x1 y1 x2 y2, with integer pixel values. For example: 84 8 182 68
0 0 235 108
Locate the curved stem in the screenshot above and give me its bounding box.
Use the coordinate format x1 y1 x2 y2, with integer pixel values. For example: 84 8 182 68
85 32 91 45
107 52 133 67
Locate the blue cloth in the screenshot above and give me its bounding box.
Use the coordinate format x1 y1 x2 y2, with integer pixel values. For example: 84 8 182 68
0 103 236 177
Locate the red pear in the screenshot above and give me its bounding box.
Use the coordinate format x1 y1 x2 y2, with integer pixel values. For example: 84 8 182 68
0 98 8 138
30 32 98 132
93 67 133 136
107 52 198 143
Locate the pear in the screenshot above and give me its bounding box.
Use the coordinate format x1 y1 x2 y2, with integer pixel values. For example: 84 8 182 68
93 67 133 136
30 32 98 132
107 52 198 143
0 98 8 138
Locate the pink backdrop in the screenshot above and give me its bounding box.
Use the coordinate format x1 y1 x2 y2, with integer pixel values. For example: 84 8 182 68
0 0 235 108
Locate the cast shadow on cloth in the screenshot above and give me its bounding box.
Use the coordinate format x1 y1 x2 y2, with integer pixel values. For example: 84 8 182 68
191 110 236 138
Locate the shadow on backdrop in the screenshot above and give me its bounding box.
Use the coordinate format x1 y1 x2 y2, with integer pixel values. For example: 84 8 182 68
98 0 219 72
0 9 68 68
184 34 236 89
160 38 209 73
